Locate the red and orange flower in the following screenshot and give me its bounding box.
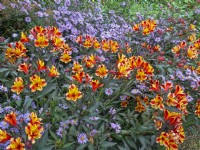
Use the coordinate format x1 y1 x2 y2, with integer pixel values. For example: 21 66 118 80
66 84 82 101
30 75 47 92
11 77 24 94
4 112 17 127
6 137 25 150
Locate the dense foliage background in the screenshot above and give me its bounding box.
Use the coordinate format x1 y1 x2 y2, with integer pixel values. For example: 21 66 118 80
0 0 199 150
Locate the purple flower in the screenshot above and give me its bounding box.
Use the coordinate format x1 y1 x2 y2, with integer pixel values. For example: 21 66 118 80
12 94 21 100
65 0 71 6
89 129 98 137
131 89 141 94
25 17 31 23
110 123 121 133
109 107 116 115
77 133 88 144
0 3 5 10
0 121 9 130
60 120 69 129
58 104 68 110
54 0 61 4
186 95 193 102
105 88 113 96
0 85 8 92
70 119 78 125
35 11 44 17
56 127 64 137
120 95 127 101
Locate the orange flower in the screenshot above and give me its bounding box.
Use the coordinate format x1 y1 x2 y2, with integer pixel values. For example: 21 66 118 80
164 109 182 126
90 80 103 92
18 63 31 74
161 81 173 92
37 59 47 72
136 69 147 81
20 32 30 43
187 46 198 59
34 33 49 48
72 72 85 83
150 95 164 110
101 39 110 52
60 52 71 63
153 45 160 52
171 45 180 54
135 102 146 113
30 75 47 92
66 84 82 101
174 85 185 97
0 129 11 143
6 137 25 150
83 35 93 48
132 24 139 31
72 62 83 73
121 100 129 108
189 24 196 30
52 37 64 48
166 93 177 106
48 65 60 77
85 73 92 84
76 35 82 44
93 39 101 49
149 80 160 91
117 63 131 78
11 77 24 94
156 132 169 147
25 123 44 144
84 54 96 68
110 40 119 53
154 119 162 130
4 112 17 126
30 112 42 125
95 64 108 78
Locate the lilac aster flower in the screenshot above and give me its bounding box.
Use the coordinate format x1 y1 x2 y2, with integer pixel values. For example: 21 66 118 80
109 107 116 115
0 3 5 10
131 89 141 94
35 11 44 17
54 0 61 4
89 129 98 137
65 0 71 6
12 94 21 100
70 119 78 125
25 17 31 23
186 95 193 102
105 88 113 96
110 123 121 133
0 85 8 92
12 33 18 38
0 121 9 130
77 133 88 144
60 120 69 129
120 95 127 101
56 127 64 137
58 104 68 110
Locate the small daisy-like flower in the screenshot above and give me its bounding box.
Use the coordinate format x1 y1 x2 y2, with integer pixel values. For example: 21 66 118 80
25 17 31 23
131 89 141 94
105 88 113 96
120 95 127 101
110 123 121 133
77 133 88 144
109 107 116 115
89 117 100 121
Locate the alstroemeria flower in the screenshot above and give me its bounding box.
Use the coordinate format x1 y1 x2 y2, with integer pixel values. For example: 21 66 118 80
0 129 11 143
150 95 164 110
4 112 17 127
136 69 147 81
29 74 47 92
48 65 60 77
11 77 24 94
90 80 103 92
66 84 82 101
37 59 47 72
95 64 108 78
6 137 25 150
18 63 31 74
25 123 44 144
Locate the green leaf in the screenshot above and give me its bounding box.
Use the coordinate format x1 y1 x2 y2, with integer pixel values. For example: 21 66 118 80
125 137 137 149
0 68 9 72
23 96 33 112
49 130 59 141
101 141 117 148
63 142 75 148
37 83 57 98
76 143 88 150
87 143 95 150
